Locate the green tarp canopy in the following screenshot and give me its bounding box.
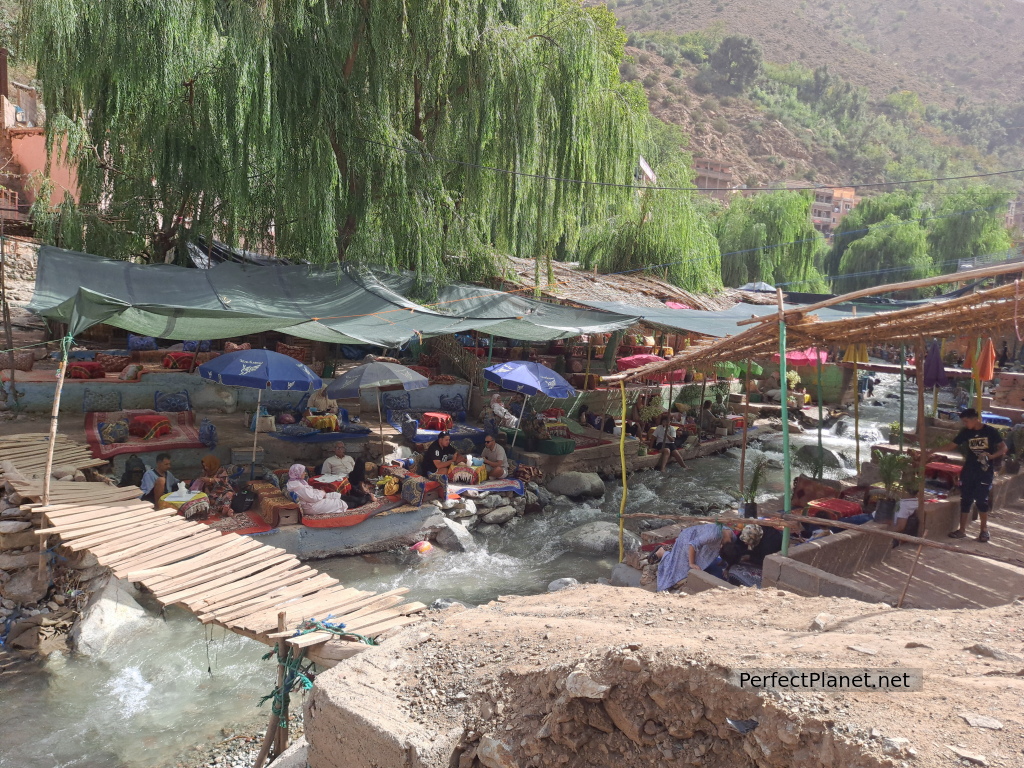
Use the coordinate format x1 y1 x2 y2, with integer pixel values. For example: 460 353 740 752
28 246 638 346
579 300 888 338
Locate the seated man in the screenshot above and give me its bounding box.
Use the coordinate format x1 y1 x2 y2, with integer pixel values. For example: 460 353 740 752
419 431 458 476
321 441 369 490
304 386 340 430
140 453 180 504
650 414 688 472
699 400 717 435
481 434 509 479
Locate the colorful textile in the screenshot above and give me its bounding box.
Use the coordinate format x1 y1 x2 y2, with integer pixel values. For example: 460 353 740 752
401 476 443 506
98 419 129 445
95 353 130 372
224 341 252 353
129 413 173 440
447 477 525 496
275 341 308 363
82 388 123 413
162 351 196 369
305 413 339 432
67 361 106 379
311 476 353 495
201 510 275 535
421 412 453 431
301 496 402 528
154 389 192 412
177 496 211 520
447 465 479 485
9 350 34 372
128 334 158 351
84 409 205 459
182 340 212 352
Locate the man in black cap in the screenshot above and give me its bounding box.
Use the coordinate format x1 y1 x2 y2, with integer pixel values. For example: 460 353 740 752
420 431 457 476
933 408 1006 542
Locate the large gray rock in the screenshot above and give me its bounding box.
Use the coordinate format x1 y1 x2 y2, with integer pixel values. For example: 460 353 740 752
0 520 31 534
0 552 35 571
0 568 48 604
435 518 477 553
71 575 160 657
475 524 502 537
609 562 643 588
547 577 579 592
482 506 516 525
560 522 639 555
796 444 843 469
545 472 605 499
528 482 554 507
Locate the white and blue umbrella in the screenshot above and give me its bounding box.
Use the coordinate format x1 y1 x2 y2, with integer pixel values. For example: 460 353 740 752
198 349 322 476
483 361 575 398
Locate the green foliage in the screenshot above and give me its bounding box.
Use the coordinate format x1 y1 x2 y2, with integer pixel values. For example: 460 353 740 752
22 0 651 286
744 458 769 502
579 161 722 293
826 191 922 276
874 449 911 498
928 186 1014 268
699 36 763 96
837 214 930 293
717 191 827 290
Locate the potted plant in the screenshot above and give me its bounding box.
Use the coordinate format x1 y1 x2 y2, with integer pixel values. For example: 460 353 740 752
742 458 769 518
1005 427 1024 474
874 449 911 523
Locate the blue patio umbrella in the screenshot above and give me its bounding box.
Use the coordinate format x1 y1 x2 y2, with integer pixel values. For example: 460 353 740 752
325 361 429 456
484 361 575 450
198 349 322 476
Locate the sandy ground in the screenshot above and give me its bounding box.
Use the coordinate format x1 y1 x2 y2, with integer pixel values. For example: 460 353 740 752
308 585 1024 768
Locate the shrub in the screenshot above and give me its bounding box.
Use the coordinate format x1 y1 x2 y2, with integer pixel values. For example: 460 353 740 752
642 73 660 88
619 62 639 81
712 116 730 133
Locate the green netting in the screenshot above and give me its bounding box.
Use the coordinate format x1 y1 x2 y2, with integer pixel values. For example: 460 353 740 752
28 246 638 345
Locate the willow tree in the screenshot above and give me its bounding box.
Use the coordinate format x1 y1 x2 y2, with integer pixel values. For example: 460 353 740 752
22 0 648 284
578 160 722 292
927 186 1014 271
825 191 921 277
717 191 827 291
836 214 930 293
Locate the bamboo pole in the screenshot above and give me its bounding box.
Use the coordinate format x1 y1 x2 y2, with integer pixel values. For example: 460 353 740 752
739 359 750 500
975 337 984 414
41 337 70 507
901 338 930 606
253 612 288 768
0 213 17 407
816 349 823 480
376 388 387 460
777 288 792 557
898 544 924 608
852 307 860 480
250 388 263 480
899 344 906 451
618 381 628 562
737 260 1024 327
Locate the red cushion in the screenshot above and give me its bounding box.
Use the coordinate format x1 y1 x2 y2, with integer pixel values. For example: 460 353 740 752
807 498 863 520
67 361 106 379
421 412 453 431
162 352 196 369
128 413 172 439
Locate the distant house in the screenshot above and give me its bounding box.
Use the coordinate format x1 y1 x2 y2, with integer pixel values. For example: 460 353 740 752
1008 194 1024 235
810 186 859 237
692 158 737 202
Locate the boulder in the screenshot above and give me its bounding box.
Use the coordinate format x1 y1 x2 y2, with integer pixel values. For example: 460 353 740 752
435 518 477 553
609 562 643 588
796 444 843 469
0 568 48 604
560 522 640 556
528 482 554 507
477 494 506 509
430 598 470 611
0 551 35 571
564 670 610 699
0 529 37 550
547 577 579 592
482 506 516 526
477 735 517 768
511 495 526 515
475 524 502 537
0 520 31 534
545 472 605 499
71 575 160 657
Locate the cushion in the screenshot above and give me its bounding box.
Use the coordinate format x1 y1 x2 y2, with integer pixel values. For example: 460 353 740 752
224 341 252 353
118 364 145 382
98 419 129 445
154 389 192 412
82 388 123 412
401 476 443 506
128 413 172 440
421 412 453 431
381 391 411 412
279 424 317 437
199 417 218 448
182 340 212 352
438 393 466 412
6 350 34 372
162 352 196 369
95 353 130 373
128 334 158 351
275 341 308 363
67 361 105 379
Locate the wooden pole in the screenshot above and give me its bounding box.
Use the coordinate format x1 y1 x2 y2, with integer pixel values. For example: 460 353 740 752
816 349 824 480
898 544 924 608
852 307 860 480
975 337 984 414
618 381 628 562
584 335 593 391
250 388 263 480
899 338 930 606
0 212 18 406
739 359 750 497
898 344 906 451
42 338 70 506
253 612 288 768
737 260 1024 327
376 388 386 460
777 288 792 557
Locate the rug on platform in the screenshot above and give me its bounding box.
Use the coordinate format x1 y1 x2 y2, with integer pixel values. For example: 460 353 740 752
300 496 402 528
200 511 275 535
268 429 371 444
447 478 525 496
572 436 614 451
85 409 206 459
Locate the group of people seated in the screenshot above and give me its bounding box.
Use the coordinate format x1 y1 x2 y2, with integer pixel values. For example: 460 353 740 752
419 430 510 480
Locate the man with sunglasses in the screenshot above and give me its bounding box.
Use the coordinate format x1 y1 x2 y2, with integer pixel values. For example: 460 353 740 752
481 434 509 479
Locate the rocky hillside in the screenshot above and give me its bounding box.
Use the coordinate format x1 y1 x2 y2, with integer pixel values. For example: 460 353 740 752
611 0 1024 106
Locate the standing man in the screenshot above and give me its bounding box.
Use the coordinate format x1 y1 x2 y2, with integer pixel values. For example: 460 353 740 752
481 435 509 479
935 409 1006 542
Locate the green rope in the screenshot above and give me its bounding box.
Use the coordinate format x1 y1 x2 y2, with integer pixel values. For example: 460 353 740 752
0 339 54 355
258 645 315 729
293 616 378 647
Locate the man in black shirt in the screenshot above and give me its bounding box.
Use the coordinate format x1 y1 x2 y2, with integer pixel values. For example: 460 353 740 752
935 409 1006 543
420 431 457 476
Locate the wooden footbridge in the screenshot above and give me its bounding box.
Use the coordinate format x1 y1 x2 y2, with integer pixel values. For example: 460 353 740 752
2 434 426 668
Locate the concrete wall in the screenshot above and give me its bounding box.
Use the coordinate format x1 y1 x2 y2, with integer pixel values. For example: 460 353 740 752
8 129 78 205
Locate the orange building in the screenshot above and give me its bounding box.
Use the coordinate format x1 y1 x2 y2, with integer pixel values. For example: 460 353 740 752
810 187 859 237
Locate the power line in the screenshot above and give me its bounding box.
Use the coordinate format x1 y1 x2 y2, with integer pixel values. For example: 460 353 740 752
351 134 1024 193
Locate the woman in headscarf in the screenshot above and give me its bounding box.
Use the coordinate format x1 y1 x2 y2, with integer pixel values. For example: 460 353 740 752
480 393 517 429
285 463 372 515
655 523 736 591
191 455 234 516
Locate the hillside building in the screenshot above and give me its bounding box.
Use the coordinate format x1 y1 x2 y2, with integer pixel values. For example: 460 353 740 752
1007 194 1024 235
811 187 860 237
692 158 737 202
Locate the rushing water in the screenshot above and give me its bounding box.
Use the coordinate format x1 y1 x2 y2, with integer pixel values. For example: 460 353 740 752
2 369 940 768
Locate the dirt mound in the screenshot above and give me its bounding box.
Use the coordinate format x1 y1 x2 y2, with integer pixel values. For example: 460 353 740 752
305 586 1024 768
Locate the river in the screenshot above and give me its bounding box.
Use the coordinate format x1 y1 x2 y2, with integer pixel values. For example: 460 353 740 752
0 371 930 768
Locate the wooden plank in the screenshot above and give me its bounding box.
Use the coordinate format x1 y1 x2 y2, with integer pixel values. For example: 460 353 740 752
94 526 210 566
69 517 192 552
225 585 370 628
40 502 155 524
10 480 140 498
110 530 228 575
105 526 224 569
240 588 409 634
355 614 422 638
285 631 335 648
176 561 314 611
199 578 350 625
66 517 191 551
329 594 409 622
186 567 328 616
153 552 300 604
213 579 353 627
129 538 260 584
37 507 173 535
